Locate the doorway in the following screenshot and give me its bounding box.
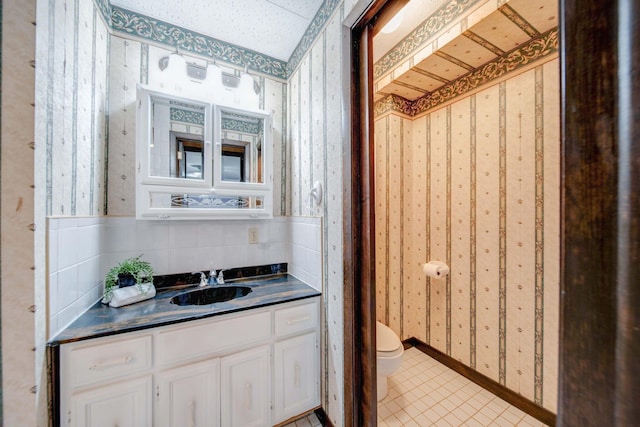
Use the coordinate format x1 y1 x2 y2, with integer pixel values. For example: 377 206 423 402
345 0 640 426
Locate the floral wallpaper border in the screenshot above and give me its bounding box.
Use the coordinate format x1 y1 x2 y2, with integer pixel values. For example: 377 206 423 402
374 0 483 80
286 0 342 76
170 107 204 126
374 28 559 118
109 6 288 79
91 0 342 80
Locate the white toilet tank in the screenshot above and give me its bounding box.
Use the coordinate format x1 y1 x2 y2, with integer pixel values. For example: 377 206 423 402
376 321 402 355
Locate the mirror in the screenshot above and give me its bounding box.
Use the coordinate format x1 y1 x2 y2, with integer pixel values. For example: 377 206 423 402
217 107 265 185
136 85 272 219
148 95 210 182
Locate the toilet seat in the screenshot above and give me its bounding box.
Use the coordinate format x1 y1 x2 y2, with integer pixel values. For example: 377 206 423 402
376 321 402 356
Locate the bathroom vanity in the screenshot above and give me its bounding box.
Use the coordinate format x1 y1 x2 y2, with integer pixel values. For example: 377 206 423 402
48 274 321 427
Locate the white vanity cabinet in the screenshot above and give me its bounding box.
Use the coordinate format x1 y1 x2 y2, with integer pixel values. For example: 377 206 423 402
57 297 320 427
272 301 321 424
67 375 152 427
221 345 271 427
155 358 220 427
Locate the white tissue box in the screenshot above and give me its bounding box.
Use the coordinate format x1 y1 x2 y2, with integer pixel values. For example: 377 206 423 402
106 283 156 308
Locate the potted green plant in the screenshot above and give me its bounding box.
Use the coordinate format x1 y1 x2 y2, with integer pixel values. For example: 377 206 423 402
103 255 155 306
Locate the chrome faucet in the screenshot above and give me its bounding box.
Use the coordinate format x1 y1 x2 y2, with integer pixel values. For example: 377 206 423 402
208 269 217 286
193 271 208 287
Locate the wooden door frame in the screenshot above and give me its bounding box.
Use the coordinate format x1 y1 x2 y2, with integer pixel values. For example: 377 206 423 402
343 1 410 425
345 0 640 425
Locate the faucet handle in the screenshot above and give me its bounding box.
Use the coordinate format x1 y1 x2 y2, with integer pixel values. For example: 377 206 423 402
192 271 208 287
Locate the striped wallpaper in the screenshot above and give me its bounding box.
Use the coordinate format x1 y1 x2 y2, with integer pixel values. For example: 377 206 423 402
287 4 349 425
374 58 560 412
40 0 110 218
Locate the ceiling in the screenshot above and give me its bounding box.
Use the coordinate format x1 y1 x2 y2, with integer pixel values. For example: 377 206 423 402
373 0 558 102
110 0 325 61
373 0 449 62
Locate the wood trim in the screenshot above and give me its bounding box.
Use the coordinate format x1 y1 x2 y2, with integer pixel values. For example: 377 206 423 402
47 345 60 427
559 0 640 424
314 407 335 427
345 14 377 427
405 338 556 426
348 2 412 425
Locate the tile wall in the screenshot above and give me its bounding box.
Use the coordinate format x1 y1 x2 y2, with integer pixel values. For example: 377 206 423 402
289 217 323 291
47 216 321 339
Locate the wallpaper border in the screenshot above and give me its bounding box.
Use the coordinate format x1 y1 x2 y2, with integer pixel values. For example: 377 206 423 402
286 0 341 77
374 28 559 119
109 6 288 80
91 0 342 80
374 0 483 80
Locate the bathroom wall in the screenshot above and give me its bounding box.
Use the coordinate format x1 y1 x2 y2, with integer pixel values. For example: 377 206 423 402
1 0 37 425
31 0 111 424
35 0 110 218
374 58 560 412
287 0 359 423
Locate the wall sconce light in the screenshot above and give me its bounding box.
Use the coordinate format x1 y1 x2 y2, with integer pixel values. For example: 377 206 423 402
158 52 260 105
235 66 259 107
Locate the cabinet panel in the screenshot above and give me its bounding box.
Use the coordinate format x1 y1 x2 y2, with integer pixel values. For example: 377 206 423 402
155 359 220 427
156 311 270 367
273 332 320 423
221 345 271 427
69 375 152 427
62 334 152 388
274 301 319 337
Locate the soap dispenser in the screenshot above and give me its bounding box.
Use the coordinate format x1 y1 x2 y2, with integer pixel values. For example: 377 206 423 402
208 269 217 285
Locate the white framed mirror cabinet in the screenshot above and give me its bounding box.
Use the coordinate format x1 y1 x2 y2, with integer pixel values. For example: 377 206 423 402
136 85 273 220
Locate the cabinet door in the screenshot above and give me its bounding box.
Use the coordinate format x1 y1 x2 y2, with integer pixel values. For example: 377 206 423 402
155 358 220 427
68 375 152 427
273 332 320 423
221 345 271 427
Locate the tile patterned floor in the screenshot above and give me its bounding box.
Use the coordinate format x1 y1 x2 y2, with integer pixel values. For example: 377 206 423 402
378 347 549 426
283 411 323 427
285 347 550 426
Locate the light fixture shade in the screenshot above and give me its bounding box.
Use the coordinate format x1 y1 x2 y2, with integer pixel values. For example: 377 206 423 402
160 53 187 93
204 63 224 100
236 72 258 107
380 10 404 34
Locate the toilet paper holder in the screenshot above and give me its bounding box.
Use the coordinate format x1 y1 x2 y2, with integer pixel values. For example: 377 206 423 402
423 261 449 279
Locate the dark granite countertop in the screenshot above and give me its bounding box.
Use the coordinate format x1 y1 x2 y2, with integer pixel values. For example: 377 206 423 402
49 273 320 345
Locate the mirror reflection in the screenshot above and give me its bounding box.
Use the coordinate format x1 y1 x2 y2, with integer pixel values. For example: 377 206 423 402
220 109 264 184
150 96 207 181
137 85 273 219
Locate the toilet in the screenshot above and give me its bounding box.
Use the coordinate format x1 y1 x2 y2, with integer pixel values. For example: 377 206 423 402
376 321 404 401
